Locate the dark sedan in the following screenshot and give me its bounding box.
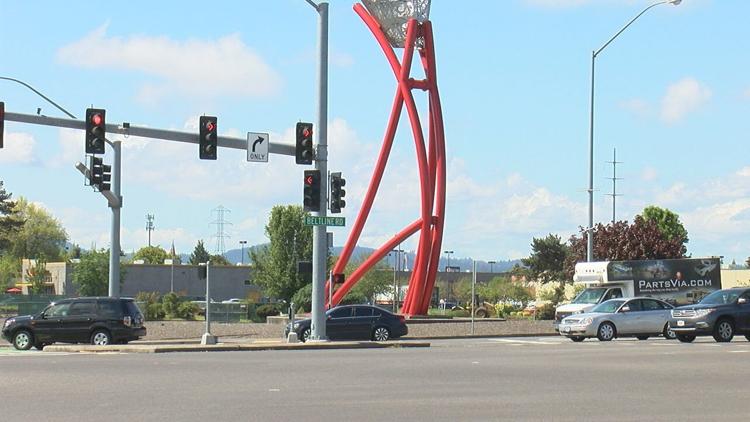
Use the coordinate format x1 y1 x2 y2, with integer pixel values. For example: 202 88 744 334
669 287 750 343
286 305 408 342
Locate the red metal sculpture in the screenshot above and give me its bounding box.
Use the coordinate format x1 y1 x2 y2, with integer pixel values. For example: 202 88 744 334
329 1 445 316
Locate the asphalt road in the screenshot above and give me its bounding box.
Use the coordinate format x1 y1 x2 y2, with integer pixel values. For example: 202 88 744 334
2 336 749 421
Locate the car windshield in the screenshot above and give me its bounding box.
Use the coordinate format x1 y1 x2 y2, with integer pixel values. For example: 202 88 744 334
571 288 607 304
700 290 741 305
591 299 626 314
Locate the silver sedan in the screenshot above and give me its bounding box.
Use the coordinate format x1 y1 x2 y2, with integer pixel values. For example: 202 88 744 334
559 297 676 342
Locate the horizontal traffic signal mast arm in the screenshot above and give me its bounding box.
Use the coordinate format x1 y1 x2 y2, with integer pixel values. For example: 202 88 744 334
4 111 296 156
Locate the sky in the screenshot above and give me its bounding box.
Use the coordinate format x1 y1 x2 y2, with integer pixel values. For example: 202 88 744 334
1 0 749 265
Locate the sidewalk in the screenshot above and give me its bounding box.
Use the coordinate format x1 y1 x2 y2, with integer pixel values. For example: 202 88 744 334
42 338 430 354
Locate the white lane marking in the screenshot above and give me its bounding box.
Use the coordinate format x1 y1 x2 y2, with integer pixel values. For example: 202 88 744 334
489 338 561 345
728 350 749 353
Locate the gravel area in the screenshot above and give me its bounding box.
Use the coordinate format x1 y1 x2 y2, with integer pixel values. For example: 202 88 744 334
142 319 555 340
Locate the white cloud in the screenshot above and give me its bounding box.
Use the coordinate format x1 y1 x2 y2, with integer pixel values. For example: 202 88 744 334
641 167 658 182
620 98 651 118
57 24 282 103
660 77 712 124
0 132 37 164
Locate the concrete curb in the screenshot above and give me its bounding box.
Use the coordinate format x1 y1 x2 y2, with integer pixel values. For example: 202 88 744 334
42 340 430 354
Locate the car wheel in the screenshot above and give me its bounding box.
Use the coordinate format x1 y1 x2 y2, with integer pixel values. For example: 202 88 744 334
372 326 390 341
12 330 33 351
663 323 677 340
596 322 616 342
636 335 649 341
745 335 750 342
90 329 112 346
569 336 585 342
712 319 734 342
301 328 311 343
677 334 696 343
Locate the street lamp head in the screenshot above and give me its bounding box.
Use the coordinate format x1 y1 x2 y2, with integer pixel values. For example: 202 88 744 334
670 0 682 5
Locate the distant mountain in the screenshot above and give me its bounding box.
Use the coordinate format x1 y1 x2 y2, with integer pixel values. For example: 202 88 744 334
222 243 519 273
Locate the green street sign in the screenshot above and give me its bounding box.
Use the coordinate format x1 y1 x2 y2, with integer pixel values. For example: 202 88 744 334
304 215 346 227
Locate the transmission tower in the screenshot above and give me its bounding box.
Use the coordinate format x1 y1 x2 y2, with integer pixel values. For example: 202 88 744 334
210 206 232 255
605 148 623 224
146 214 155 247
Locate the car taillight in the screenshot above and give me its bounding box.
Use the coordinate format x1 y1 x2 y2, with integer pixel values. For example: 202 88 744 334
123 316 132 327
397 315 406 323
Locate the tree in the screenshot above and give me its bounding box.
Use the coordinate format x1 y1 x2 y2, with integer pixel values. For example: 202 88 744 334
640 206 689 247
9 197 68 261
210 254 231 266
0 255 20 292
72 249 126 296
565 216 685 277
0 182 24 254
746 256 750 269
250 205 313 301
132 246 168 265
342 255 393 304
189 240 211 265
521 234 570 285
478 276 533 306
26 255 50 294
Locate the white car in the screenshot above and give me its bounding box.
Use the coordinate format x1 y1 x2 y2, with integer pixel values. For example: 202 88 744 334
222 298 242 304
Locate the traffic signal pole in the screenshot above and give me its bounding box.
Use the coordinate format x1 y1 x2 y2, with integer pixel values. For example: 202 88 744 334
108 139 122 297
306 0 329 342
5 110 296 299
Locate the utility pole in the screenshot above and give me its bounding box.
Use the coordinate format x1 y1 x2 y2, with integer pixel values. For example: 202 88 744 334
306 0 329 342
210 205 232 256
606 148 623 224
146 214 155 247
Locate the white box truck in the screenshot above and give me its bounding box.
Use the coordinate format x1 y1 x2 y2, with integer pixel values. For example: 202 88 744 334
553 257 721 331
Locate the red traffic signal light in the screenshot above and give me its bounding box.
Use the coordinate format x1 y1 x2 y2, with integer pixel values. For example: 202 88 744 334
303 170 321 212
199 116 218 160
85 108 106 154
295 122 313 165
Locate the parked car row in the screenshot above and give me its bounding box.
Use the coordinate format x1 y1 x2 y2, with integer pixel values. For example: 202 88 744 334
559 288 750 343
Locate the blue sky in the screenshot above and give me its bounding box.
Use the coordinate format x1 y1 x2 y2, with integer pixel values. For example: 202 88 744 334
1 0 749 265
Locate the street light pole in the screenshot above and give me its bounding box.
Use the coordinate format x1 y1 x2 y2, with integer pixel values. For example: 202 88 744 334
488 260 496 274
239 240 247 265
586 0 681 262
444 250 454 272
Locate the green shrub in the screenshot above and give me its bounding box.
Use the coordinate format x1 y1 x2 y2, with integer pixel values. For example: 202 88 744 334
145 302 166 320
494 303 519 318
176 301 200 320
535 303 555 320
161 292 180 318
256 304 281 320
449 308 470 318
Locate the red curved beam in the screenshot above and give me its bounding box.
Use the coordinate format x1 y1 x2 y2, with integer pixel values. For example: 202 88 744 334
332 4 446 316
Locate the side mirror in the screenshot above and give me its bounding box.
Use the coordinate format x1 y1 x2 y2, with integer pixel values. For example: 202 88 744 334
738 298 747 305
620 306 630 313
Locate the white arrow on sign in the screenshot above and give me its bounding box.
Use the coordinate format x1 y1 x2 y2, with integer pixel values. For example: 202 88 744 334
246 132 269 163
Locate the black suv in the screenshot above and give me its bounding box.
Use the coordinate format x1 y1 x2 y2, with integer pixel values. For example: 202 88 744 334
669 287 750 343
2 297 146 350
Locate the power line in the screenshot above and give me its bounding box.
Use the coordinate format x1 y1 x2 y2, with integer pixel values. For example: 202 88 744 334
605 148 623 224
210 206 232 255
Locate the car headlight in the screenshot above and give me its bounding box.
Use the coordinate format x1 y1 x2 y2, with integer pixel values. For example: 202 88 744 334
3 318 14 329
695 309 715 317
293 323 300 329
580 317 594 325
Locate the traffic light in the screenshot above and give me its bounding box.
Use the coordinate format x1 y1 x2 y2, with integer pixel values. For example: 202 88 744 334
85 108 106 154
89 155 112 192
295 122 313 165
303 170 321 212
329 172 346 214
0 102 4 149
199 116 217 160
